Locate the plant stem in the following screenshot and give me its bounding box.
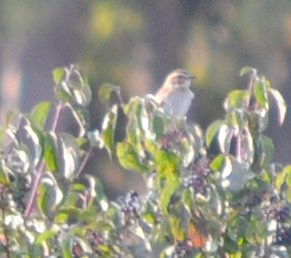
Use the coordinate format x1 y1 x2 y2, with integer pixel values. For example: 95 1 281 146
246 69 257 107
75 145 93 178
236 134 242 163
24 104 63 218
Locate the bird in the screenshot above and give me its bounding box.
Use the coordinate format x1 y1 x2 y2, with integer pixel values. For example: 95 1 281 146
155 69 195 118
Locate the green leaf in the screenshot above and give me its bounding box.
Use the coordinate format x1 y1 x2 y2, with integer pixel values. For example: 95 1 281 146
160 177 180 215
145 140 180 177
169 215 184 241
116 141 150 173
59 133 81 179
268 88 287 125
123 97 144 127
98 83 120 104
224 90 249 110
35 227 59 245
240 66 257 77
71 83 92 108
37 173 63 217
275 165 291 190
205 120 224 147
210 154 225 171
152 114 166 139
52 67 65 85
245 218 265 245
69 106 89 137
43 133 58 172
254 80 268 109
260 135 274 166
61 238 72 258
0 166 10 186
29 101 52 130
101 104 118 156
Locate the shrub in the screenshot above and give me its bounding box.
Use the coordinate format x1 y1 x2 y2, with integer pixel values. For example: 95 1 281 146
0 65 290 257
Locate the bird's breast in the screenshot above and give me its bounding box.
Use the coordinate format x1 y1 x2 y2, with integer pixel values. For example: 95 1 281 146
163 89 194 117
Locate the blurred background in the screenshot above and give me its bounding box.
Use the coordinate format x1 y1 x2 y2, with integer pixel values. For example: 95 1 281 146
1 0 291 196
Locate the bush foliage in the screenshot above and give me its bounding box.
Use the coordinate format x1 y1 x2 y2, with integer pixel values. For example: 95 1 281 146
0 65 290 257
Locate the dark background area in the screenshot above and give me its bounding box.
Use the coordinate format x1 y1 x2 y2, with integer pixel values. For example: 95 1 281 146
1 0 291 196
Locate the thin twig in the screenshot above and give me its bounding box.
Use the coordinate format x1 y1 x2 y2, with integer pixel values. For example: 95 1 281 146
246 69 257 107
24 104 63 217
75 145 93 178
236 134 242 163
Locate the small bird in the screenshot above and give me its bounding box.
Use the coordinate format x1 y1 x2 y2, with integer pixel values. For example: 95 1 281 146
155 69 195 118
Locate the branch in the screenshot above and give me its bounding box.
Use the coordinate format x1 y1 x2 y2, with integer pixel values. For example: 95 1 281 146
246 69 257 107
75 145 93 178
24 104 63 217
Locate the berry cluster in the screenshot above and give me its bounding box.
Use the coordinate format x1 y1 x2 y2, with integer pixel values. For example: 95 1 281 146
87 232 106 255
72 241 83 258
275 226 291 246
274 206 290 223
245 195 261 209
173 240 193 258
119 190 141 225
183 174 208 196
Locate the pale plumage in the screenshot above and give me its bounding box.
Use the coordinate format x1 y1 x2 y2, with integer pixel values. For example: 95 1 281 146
155 69 195 117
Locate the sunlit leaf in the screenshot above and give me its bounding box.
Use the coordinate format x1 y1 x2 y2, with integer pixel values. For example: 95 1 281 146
269 88 287 125
0 166 10 186
98 83 120 104
240 66 257 77
160 177 179 215
35 227 59 245
123 97 144 130
52 67 65 85
260 135 274 166
23 122 43 167
275 165 291 190
29 101 52 130
43 133 58 172
59 133 81 179
205 120 224 147
169 215 184 241
254 80 268 109
210 154 226 172
116 141 150 173
37 172 63 217
145 140 180 177
218 124 233 154
224 90 249 111
101 104 118 156
69 106 89 137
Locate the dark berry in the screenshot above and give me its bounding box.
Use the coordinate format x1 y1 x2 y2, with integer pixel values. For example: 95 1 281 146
174 240 193 257
275 207 290 223
275 227 291 246
183 175 208 196
245 195 261 208
118 190 141 224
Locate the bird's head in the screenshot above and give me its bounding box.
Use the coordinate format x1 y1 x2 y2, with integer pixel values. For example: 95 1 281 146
164 69 196 90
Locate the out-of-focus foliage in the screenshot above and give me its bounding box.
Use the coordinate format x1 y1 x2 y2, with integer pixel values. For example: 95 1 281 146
2 0 291 196
0 65 290 257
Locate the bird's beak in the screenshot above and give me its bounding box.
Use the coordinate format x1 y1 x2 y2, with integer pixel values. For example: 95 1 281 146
188 75 196 80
